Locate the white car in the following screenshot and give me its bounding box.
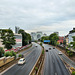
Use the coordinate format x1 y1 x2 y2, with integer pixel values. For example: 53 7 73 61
35 45 38 47
18 58 26 64
58 51 62 55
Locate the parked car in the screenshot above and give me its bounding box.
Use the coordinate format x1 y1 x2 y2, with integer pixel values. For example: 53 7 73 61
58 51 62 55
18 58 26 65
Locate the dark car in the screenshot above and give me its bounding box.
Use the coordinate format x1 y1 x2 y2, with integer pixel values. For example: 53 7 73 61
53 47 55 49
49 48 51 50
46 50 48 52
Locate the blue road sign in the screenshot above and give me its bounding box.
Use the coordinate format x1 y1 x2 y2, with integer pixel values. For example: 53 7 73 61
44 40 50 42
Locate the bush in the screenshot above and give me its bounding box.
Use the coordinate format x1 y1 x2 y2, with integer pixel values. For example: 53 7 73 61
10 51 16 58
72 71 75 75
42 50 44 54
18 54 22 57
0 47 5 57
40 42 42 46
4 51 10 57
4 51 16 58
67 50 73 57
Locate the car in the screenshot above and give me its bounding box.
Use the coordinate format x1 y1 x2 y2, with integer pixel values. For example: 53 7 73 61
49 48 51 50
46 50 48 52
53 47 55 49
35 45 38 47
58 51 62 55
18 58 26 65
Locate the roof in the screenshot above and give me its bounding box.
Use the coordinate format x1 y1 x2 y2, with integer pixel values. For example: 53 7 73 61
20 58 25 60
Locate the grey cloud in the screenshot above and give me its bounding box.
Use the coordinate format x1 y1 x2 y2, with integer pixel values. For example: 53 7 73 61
0 0 75 35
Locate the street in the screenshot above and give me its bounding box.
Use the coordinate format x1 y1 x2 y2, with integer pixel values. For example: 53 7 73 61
2 43 42 75
43 44 70 75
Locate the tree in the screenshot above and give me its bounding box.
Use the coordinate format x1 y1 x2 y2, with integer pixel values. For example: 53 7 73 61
63 40 66 45
18 29 31 46
0 47 5 57
70 36 75 49
49 33 59 45
1 29 16 49
41 36 49 42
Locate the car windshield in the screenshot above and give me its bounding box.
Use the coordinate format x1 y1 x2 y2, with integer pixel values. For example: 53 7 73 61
19 60 23 62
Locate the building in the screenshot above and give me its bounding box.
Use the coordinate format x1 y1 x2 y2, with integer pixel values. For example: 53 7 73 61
54 32 59 35
13 34 22 48
31 31 43 41
31 32 37 41
57 37 64 44
43 33 47 36
68 28 75 43
36 31 43 40
65 35 69 45
15 26 20 34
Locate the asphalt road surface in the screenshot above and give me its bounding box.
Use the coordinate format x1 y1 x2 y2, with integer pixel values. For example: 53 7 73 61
54 47 75 68
43 44 70 75
2 42 42 75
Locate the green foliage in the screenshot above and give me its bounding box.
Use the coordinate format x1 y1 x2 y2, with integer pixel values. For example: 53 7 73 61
18 54 22 57
69 36 75 49
10 51 16 58
40 42 42 46
18 29 31 46
42 50 44 54
0 29 16 49
67 50 73 57
56 42 59 46
4 51 10 57
41 36 49 42
4 51 16 57
72 71 75 75
49 33 59 45
0 47 5 57
35 67 38 71
35 40 37 43
63 40 66 45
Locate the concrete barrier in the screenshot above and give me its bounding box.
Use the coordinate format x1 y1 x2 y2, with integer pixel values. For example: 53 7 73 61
29 48 45 75
0 56 15 67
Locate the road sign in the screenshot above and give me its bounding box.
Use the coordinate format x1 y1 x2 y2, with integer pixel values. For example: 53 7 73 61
44 40 50 42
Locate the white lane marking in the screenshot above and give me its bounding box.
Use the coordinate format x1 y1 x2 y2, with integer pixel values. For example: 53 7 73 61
21 64 26 70
55 73 57 75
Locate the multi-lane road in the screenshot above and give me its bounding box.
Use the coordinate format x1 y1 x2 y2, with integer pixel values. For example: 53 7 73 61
43 44 70 75
1 43 74 75
2 43 42 75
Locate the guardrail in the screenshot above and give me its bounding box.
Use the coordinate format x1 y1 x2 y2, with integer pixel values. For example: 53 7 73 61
29 47 45 75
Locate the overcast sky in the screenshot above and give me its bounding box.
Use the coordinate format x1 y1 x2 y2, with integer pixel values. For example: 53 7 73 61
0 0 75 36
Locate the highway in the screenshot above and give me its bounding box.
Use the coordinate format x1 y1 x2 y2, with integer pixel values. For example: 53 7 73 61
2 42 42 75
54 48 75 68
43 44 70 75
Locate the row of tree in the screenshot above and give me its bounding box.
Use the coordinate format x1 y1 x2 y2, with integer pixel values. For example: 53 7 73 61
41 33 59 45
41 33 75 49
18 29 31 46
